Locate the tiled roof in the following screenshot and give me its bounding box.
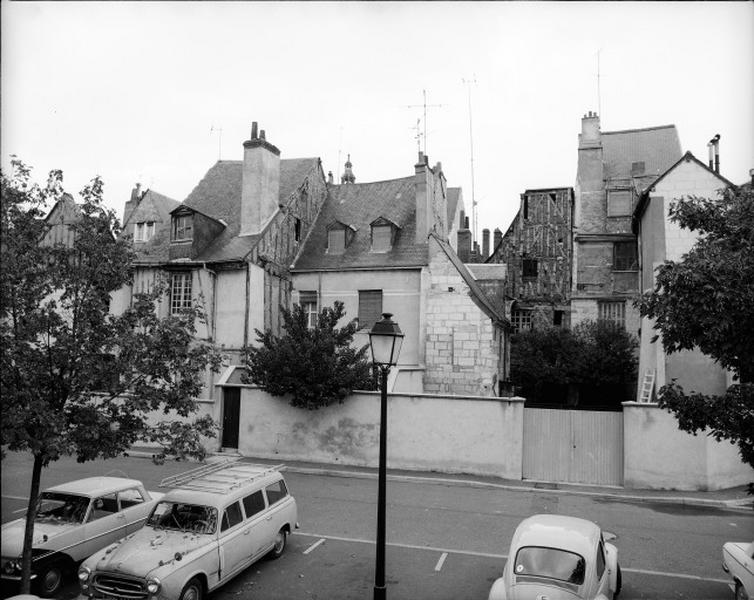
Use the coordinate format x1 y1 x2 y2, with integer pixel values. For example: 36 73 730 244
134 158 319 264
292 177 430 271
602 125 682 188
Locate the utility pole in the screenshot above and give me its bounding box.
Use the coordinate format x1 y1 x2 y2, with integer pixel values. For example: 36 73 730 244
407 89 442 156
462 76 478 246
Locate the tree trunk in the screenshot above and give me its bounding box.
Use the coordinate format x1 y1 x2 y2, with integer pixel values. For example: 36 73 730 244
20 453 44 594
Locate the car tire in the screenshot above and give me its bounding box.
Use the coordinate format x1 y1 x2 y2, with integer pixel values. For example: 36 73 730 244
179 577 204 600
614 564 622 598
735 581 748 600
268 527 287 559
35 561 65 597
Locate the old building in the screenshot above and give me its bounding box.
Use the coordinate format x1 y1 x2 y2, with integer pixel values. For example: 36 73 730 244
290 152 510 396
122 185 180 246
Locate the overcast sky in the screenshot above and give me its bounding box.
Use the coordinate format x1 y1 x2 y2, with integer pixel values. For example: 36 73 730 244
2 2 752 241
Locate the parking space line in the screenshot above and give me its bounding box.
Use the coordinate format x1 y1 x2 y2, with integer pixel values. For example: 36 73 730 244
293 531 731 584
303 537 326 555
434 552 448 571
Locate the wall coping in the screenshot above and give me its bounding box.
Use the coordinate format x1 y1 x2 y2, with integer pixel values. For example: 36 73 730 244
622 401 660 408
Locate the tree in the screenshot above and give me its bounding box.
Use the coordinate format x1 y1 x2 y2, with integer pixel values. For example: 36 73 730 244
243 301 376 409
638 186 754 473
0 160 223 593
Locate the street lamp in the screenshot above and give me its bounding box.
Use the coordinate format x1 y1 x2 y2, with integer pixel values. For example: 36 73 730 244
368 313 404 600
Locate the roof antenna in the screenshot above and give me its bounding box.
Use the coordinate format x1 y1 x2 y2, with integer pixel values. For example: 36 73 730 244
336 126 343 182
596 49 602 120
210 125 223 160
462 76 478 246
407 89 442 156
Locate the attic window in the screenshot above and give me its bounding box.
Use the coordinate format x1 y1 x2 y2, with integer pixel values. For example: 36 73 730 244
134 221 155 243
172 214 193 241
631 161 645 176
327 222 354 254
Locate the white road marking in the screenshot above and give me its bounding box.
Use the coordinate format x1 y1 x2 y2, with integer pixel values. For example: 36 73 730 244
303 537 326 555
13 507 27 514
293 531 731 584
434 552 448 571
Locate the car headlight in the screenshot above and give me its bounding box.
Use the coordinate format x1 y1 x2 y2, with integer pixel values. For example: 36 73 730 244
146 577 161 595
3 559 21 574
78 565 91 583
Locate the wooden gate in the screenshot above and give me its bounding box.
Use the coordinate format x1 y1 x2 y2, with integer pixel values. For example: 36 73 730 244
221 387 241 449
523 408 623 486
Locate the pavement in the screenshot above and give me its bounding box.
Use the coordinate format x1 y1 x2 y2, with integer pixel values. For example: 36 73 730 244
124 445 754 513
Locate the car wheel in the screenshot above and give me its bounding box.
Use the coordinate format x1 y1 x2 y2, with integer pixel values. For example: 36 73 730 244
35 562 65 597
614 564 622 598
735 581 749 600
179 577 204 600
268 527 287 559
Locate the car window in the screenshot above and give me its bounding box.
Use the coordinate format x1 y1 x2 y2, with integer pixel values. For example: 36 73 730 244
119 488 145 509
35 492 89 524
221 501 244 532
89 493 119 521
596 540 606 579
242 491 266 519
148 501 217 534
514 546 586 585
265 480 288 506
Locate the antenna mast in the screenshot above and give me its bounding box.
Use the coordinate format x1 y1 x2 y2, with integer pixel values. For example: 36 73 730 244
463 76 478 246
407 89 442 155
597 49 602 118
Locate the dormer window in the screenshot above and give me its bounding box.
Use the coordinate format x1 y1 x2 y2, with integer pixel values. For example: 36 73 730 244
370 217 398 253
326 221 355 255
172 213 193 241
134 221 155 242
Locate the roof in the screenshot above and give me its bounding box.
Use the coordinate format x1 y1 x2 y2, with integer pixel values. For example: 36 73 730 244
512 514 600 559
602 124 682 190
292 176 429 271
46 477 144 497
447 187 462 226
466 263 507 280
124 189 180 228
134 158 320 264
631 151 735 232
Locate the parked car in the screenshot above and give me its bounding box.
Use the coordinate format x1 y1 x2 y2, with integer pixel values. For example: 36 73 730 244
1 477 163 597
723 540 754 600
488 514 621 600
78 459 298 600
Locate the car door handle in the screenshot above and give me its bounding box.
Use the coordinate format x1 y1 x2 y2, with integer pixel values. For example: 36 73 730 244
266 516 272 521
244 529 251 535
117 513 126 519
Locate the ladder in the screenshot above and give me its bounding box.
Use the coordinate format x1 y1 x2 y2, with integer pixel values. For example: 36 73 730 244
639 369 655 403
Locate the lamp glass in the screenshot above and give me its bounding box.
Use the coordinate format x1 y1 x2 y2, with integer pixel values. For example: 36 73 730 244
368 313 404 367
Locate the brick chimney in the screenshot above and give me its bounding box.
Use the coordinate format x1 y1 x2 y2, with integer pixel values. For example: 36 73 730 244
493 227 502 253
482 228 490 260
123 183 143 227
457 216 472 262
241 122 281 236
415 151 430 244
576 111 604 233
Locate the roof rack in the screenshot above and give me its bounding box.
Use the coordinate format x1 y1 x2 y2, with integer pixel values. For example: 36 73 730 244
159 458 285 494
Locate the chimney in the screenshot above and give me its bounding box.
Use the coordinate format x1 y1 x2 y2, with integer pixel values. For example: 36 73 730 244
711 134 720 173
241 122 281 236
493 227 502 252
482 228 490 260
459 209 466 230
457 227 472 263
579 111 601 149
341 155 356 184
327 171 334 185
415 151 430 244
123 183 143 227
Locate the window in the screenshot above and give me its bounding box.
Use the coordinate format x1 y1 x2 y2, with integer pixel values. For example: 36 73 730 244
119 488 145 509
371 224 392 252
613 241 638 271
221 501 244 532
523 197 529 220
135 221 156 242
172 214 193 241
514 546 586 585
294 218 302 242
511 309 533 333
553 310 564 327
596 540 606 580
264 480 288 506
598 301 626 329
328 228 346 254
89 494 119 521
242 491 266 519
299 291 318 329
607 190 632 217
522 258 538 279
170 272 192 314
358 290 383 330
135 222 144 242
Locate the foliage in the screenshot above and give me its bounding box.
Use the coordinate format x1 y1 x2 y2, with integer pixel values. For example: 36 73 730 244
510 320 638 405
1 159 223 592
243 301 376 409
638 186 754 474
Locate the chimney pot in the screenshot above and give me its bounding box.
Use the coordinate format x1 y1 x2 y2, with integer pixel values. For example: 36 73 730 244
327 171 334 185
260 130 266 140
251 122 258 139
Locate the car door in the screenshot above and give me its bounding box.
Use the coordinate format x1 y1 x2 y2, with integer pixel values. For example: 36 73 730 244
218 501 251 581
594 538 610 597
242 489 275 560
79 493 127 560
118 487 149 535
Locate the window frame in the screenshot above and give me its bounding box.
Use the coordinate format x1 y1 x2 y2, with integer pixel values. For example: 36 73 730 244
613 241 638 271
598 300 626 329
170 272 193 315
221 501 244 532
522 258 538 279
511 309 533 333
242 490 266 520
264 480 288 506
358 289 383 331
606 190 633 217
299 291 318 329
172 214 193 242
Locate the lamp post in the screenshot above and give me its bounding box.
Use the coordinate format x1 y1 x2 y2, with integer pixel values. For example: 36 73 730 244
368 313 404 600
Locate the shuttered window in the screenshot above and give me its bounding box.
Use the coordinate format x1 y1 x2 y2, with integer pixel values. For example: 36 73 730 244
613 241 638 271
358 290 383 330
328 228 346 254
371 225 392 252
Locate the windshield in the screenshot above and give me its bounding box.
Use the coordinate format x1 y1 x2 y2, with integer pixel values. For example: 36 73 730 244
514 546 586 585
147 501 218 534
35 492 89 524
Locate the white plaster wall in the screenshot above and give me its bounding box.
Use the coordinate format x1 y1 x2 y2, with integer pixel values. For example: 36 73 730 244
214 269 248 349
236 386 525 479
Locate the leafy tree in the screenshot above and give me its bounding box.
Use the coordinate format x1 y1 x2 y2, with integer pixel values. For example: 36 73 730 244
1 160 223 593
243 301 376 409
638 186 754 472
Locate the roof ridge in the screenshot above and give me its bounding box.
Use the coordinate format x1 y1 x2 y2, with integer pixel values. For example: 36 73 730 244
330 175 415 187
603 124 677 135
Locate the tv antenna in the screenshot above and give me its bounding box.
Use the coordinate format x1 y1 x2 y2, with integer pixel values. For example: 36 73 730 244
462 76 478 245
410 119 423 153
407 89 442 155
596 48 603 119
210 125 223 160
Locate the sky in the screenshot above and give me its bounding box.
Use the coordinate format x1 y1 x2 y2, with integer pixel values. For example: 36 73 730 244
2 2 752 242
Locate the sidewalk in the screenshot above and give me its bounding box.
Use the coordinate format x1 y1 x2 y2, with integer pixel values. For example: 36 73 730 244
126 446 753 513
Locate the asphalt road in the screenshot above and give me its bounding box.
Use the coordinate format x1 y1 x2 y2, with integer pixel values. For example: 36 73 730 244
2 452 752 599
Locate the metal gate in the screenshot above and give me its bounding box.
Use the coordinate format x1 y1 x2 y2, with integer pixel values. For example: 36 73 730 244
523 408 623 486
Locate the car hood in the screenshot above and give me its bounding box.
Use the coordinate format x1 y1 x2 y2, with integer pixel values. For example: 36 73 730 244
1 519 77 556
508 582 582 600
90 527 212 579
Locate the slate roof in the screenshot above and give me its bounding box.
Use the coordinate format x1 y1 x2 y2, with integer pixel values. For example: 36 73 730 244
134 157 320 265
292 177 429 271
602 124 682 190
124 189 180 228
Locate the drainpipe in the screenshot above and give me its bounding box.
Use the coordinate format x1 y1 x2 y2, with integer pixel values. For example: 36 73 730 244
244 262 251 349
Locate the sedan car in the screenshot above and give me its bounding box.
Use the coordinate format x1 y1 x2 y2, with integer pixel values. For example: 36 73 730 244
488 514 621 600
1 477 162 597
723 541 754 600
